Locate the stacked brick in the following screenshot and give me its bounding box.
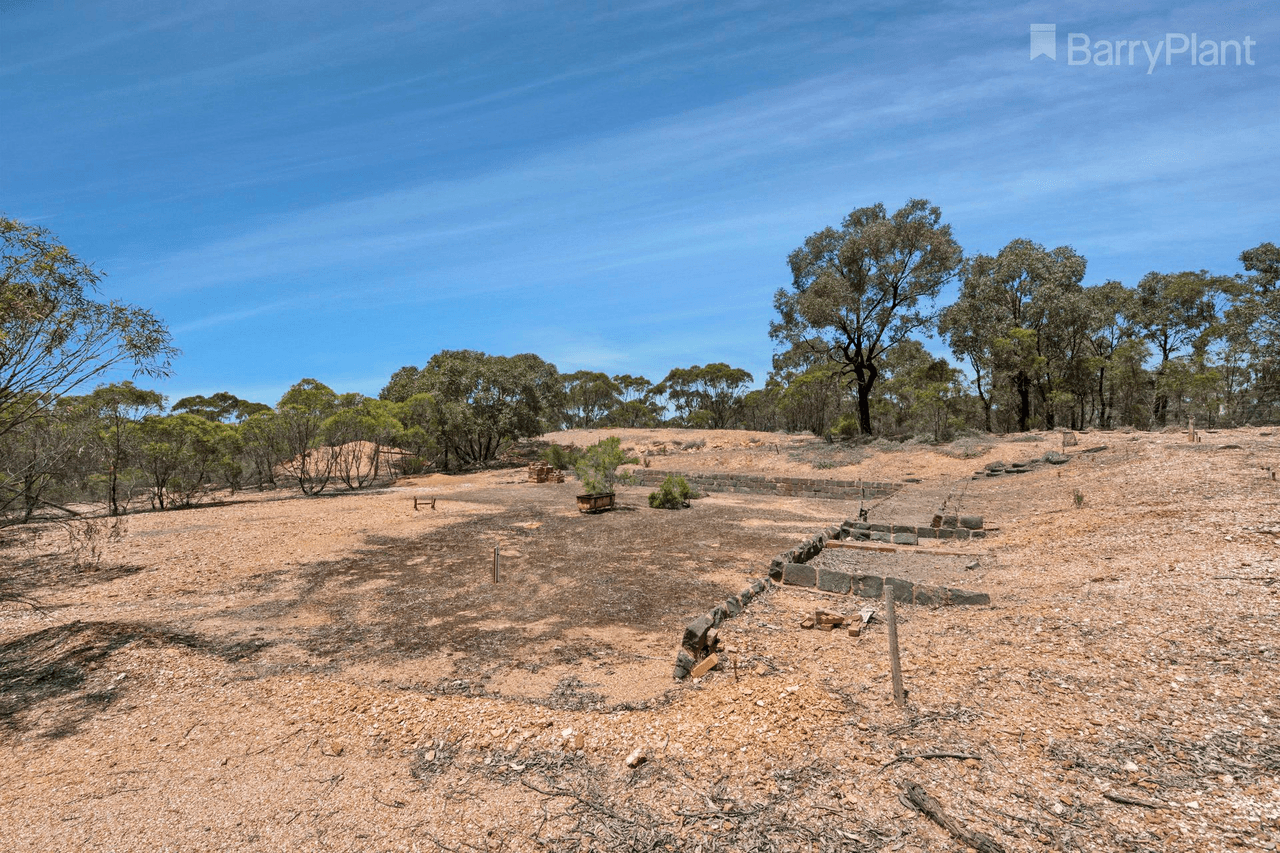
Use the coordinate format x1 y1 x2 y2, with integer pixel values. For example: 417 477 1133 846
527 461 565 483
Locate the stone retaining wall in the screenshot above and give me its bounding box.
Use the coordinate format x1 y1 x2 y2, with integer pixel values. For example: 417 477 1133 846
843 519 987 545
672 515 990 679
631 469 901 501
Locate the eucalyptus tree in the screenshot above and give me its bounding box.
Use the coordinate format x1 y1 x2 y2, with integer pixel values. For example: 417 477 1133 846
85 382 165 515
771 199 962 435
0 217 175 441
1131 270 1226 425
380 351 561 468
940 239 1086 431
1223 243 1280 420
562 371 621 428
276 379 339 494
655 363 754 429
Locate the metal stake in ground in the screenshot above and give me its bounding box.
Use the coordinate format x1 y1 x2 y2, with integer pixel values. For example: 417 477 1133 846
493 546 499 583
885 584 905 707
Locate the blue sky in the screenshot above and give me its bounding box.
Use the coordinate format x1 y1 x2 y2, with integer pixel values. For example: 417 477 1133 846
3 1 1277 406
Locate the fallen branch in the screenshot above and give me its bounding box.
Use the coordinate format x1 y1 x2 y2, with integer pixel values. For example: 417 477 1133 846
519 777 637 826
900 779 1006 853
1102 789 1165 809
881 751 981 770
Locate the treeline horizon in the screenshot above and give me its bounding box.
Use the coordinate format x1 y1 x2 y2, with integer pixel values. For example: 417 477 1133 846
3 205 1278 520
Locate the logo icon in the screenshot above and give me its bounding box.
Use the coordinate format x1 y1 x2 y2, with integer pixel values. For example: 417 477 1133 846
1031 23 1057 60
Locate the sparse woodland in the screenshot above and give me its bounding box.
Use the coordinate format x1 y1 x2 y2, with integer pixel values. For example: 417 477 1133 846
3 204 1279 521
3 211 1280 852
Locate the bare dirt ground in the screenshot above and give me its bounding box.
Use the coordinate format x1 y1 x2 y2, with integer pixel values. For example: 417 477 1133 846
1 427 1278 852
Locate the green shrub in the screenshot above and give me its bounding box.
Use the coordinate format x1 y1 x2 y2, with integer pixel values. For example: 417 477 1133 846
541 443 581 470
832 413 862 440
648 474 696 509
574 437 637 494
397 455 429 475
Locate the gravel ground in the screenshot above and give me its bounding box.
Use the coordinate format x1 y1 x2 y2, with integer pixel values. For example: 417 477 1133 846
2 427 1278 852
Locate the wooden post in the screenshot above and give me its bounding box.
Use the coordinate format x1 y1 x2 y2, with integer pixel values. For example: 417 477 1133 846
1189 416 1196 443
493 546 499 583
885 584 905 707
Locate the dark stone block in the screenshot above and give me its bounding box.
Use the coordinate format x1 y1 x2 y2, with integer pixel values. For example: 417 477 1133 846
849 528 871 541
953 528 971 541
916 526 937 539
941 515 959 528
892 532 918 546
937 527 954 540
782 562 817 588
739 587 754 605
913 585 941 606
970 530 986 540
724 596 742 617
870 531 891 542
945 588 991 606
674 648 695 679
886 577 914 603
682 616 712 652
709 604 728 626
852 574 883 598
817 568 852 595
870 523 891 533
750 578 767 594
959 515 983 530
769 564 783 581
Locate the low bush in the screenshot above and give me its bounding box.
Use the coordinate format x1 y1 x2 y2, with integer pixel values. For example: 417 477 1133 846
541 443 581 471
396 455 429 476
648 474 696 509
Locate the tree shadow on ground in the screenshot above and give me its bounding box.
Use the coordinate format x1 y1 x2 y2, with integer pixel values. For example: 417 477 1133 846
0 620 267 740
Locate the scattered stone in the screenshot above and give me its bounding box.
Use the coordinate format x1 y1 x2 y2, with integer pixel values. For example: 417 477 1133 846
799 615 816 629
624 747 647 768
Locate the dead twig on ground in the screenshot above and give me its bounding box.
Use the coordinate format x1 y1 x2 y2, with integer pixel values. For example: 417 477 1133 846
900 779 1007 853
880 751 981 770
1102 789 1166 809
